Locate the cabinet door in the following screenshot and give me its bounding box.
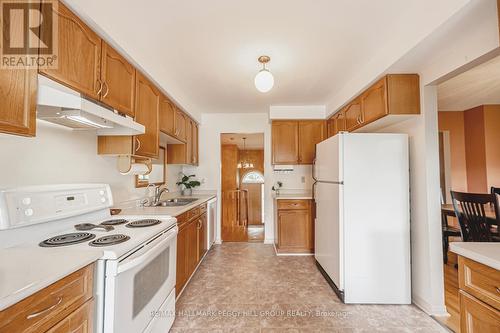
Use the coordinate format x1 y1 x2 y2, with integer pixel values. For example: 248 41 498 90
175 225 188 295
336 111 346 131
187 220 198 274
186 119 193 165
327 118 335 138
361 77 387 124
272 121 299 164
0 67 37 137
46 300 93 333
197 213 208 260
134 72 159 158
277 210 312 252
159 98 175 136
174 109 187 142
298 121 326 164
460 291 500 333
192 123 199 165
40 3 101 100
344 99 362 131
100 43 135 117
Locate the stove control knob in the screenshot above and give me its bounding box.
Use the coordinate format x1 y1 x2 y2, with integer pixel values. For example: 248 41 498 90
99 190 105 196
24 208 34 216
22 197 31 205
101 197 106 203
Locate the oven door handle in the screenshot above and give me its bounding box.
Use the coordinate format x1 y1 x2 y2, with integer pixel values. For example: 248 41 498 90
116 226 178 274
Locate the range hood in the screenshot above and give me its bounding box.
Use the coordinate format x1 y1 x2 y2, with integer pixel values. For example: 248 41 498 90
37 75 145 136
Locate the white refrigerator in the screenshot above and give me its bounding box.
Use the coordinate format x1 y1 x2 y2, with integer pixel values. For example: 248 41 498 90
313 133 411 304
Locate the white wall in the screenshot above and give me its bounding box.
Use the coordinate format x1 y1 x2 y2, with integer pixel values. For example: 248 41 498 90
269 105 326 119
0 121 182 203
183 113 313 244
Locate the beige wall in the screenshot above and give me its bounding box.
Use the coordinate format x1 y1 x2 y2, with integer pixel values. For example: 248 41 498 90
438 112 467 192
464 106 488 193
484 105 500 190
439 105 500 194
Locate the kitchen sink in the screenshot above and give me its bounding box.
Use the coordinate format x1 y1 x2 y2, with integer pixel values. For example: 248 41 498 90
153 198 199 207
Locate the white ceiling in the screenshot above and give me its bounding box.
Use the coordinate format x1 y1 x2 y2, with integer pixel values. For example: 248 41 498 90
438 55 500 111
65 0 469 118
221 133 264 150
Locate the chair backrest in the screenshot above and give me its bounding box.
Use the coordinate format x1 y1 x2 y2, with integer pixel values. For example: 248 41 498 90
492 186 500 197
450 191 498 242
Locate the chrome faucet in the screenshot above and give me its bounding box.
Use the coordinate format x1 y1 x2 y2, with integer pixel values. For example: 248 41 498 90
153 185 170 205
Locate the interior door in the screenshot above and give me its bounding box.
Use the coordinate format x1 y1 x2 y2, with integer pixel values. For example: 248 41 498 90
240 183 262 225
315 182 343 291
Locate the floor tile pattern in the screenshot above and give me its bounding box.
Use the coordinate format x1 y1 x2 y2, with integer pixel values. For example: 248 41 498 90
171 243 446 332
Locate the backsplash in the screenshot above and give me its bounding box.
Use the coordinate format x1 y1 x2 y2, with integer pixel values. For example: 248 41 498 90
0 121 181 203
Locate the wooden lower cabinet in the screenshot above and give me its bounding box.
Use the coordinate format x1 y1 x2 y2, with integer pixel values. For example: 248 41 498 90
175 203 209 296
457 256 500 333
0 264 94 333
46 300 94 333
275 200 314 254
460 291 500 333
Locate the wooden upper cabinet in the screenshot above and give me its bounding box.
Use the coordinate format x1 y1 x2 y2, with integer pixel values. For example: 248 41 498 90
0 64 37 137
39 2 101 100
186 118 193 163
134 72 160 158
272 121 299 165
298 121 326 164
361 77 387 124
100 42 136 117
192 123 199 165
344 98 362 131
332 74 420 133
159 98 176 136
175 109 187 142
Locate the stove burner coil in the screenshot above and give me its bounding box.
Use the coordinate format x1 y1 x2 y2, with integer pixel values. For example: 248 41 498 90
100 219 128 226
125 219 162 228
89 234 130 247
39 232 95 247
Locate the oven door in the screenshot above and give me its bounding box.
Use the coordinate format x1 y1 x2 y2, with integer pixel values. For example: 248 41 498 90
104 226 177 333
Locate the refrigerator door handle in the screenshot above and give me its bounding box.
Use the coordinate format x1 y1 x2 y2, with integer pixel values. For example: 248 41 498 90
312 158 318 181
312 181 317 201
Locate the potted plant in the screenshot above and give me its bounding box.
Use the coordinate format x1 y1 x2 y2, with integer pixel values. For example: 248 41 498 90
272 181 283 196
176 173 201 196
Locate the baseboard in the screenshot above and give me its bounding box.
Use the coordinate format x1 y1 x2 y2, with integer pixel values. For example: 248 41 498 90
412 294 449 316
214 239 222 244
264 238 274 244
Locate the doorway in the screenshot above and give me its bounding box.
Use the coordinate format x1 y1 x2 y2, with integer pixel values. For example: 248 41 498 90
435 54 500 332
220 133 265 242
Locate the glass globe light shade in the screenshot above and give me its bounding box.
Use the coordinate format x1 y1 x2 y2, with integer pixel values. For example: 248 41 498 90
254 69 274 93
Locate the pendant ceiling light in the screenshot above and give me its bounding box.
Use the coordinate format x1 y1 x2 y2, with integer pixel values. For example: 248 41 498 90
237 137 254 169
254 55 274 93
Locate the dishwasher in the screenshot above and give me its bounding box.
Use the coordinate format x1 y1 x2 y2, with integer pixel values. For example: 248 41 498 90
207 197 217 250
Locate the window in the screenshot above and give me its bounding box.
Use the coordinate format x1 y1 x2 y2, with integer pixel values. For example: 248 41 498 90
241 171 264 184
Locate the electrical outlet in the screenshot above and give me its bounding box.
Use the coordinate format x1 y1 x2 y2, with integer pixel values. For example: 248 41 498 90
301 176 305 183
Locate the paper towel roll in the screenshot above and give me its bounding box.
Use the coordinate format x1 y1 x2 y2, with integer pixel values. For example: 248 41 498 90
120 163 150 176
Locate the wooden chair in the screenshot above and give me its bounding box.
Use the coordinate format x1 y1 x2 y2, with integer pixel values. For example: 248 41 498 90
450 191 500 242
441 210 461 264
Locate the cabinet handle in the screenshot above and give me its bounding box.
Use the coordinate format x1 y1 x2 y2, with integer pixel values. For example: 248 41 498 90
102 81 109 98
135 137 141 151
27 297 62 319
96 79 103 96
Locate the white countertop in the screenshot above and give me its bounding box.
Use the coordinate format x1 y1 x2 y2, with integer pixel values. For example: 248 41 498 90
450 242 500 270
117 194 217 217
0 247 102 311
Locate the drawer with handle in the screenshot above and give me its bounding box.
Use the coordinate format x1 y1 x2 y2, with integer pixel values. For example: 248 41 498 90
277 200 310 210
458 256 500 310
187 207 201 221
200 203 207 214
0 264 94 333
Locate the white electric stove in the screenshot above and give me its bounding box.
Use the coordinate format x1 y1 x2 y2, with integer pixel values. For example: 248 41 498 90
0 184 178 333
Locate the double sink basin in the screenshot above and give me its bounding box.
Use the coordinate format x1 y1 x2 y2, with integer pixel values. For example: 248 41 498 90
152 198 199 207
